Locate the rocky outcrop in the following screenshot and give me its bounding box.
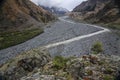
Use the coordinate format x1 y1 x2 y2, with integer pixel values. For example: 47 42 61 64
21 54 120 80
0 48 51 80
1 53 119 80
72 0 120 24
0 0 55 31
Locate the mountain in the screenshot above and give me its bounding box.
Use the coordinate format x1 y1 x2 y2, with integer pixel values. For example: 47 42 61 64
39 5 69 16
71 0 120 24
0 0 55 31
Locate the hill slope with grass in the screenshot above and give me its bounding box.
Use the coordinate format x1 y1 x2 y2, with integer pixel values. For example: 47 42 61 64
0 0 55 31
0 0 56 49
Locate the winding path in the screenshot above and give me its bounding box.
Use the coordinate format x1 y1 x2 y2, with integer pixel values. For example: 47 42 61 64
44 16 110 48
0 16 119 64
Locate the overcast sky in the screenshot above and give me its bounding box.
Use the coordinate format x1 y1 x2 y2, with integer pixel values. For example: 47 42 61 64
31 0 86 11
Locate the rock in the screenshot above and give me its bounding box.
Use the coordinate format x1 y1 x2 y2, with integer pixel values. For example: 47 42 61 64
103 68 115 74
0 52 120 80
116 71 120 80
0 48 51 80
89 55 98 64
68 61 85 79
21 75 55 80
0 73 4 80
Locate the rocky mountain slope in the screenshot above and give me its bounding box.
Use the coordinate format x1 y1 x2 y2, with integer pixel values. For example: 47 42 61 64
0 0 55 32
71 0 120 24
39 5 69 16
0 47 120 80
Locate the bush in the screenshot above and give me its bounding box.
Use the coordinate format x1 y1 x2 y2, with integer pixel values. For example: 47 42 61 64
91 42 103 54
0 28 43 50
53 56 69 70
103 75 115 80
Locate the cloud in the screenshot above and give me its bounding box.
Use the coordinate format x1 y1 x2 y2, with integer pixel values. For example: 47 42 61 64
31 0 86 11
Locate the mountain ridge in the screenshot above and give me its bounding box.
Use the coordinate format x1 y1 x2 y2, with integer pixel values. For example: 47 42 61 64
0 0 55 31
71 0 120 24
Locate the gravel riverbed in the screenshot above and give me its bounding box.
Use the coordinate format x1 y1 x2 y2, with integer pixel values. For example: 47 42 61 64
0 17 120 65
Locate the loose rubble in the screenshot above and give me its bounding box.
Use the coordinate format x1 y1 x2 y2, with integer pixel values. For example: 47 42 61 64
0 50 120 80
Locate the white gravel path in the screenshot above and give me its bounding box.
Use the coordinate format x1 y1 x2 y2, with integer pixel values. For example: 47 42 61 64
0 16 119 65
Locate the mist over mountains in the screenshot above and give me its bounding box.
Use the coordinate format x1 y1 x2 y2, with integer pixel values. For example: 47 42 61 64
39 5 69 16
31 0 85 11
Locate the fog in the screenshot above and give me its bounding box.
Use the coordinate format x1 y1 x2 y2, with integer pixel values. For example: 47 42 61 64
31 0 86 11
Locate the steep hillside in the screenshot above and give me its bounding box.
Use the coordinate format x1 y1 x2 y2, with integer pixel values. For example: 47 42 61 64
0 0 56 49
71 0 120 24
0 0 55 31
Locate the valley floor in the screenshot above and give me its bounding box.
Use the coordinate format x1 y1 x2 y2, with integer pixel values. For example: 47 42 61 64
0 16 120 65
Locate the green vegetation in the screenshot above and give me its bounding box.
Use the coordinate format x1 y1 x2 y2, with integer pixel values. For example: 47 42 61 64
86 70 93 76
91 42 103 54
53 56 69 70
66 73 74 80
104 67 114 74
0 28 43 50
106 23 120 30
103 75 115 80
105 23 120 36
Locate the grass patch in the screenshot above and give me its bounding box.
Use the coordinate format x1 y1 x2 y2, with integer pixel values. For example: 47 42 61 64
0 28 43 50
103 75 115 80
91 42 103 54
53 56 69 70
105 23 120 30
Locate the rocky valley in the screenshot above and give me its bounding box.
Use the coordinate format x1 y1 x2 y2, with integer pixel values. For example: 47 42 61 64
0 0 120 80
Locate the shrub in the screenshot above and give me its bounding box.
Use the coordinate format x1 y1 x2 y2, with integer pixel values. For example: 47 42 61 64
103 75 115 80
53 56 69 70
0 28 43 50
91 42 103 54
86 70 93 76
